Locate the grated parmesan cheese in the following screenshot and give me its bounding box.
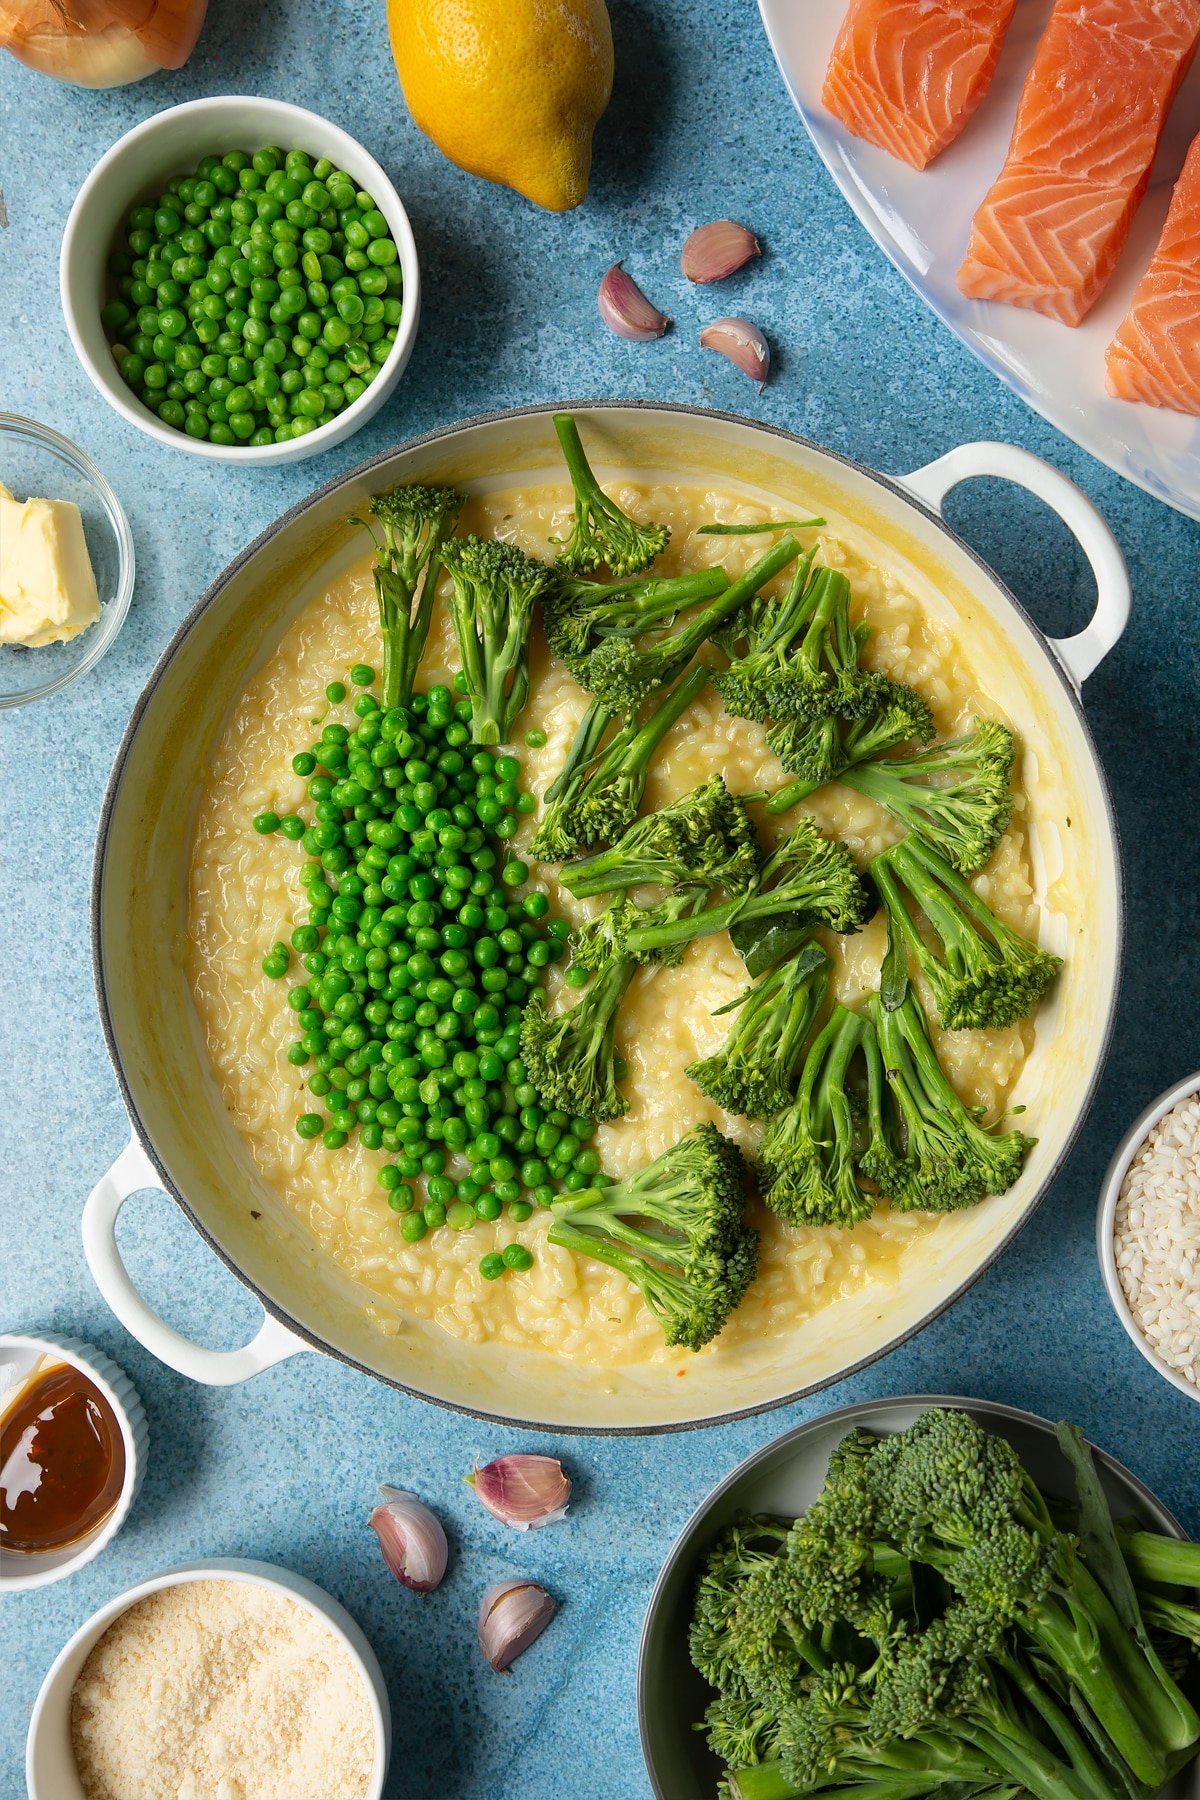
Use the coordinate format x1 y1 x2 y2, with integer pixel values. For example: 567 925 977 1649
70 1577 375 1800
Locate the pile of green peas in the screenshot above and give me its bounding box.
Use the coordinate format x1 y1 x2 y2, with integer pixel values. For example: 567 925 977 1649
255 667 606 1281
101 146 403 446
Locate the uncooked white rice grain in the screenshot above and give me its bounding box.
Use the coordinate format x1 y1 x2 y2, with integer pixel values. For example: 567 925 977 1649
1113 1095 1200 1384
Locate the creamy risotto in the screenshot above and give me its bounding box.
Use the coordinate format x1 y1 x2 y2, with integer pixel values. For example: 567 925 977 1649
188 482 1036 1366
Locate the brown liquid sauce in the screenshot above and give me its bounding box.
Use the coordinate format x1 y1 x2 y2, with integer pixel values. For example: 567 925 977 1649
0 1362 125 1553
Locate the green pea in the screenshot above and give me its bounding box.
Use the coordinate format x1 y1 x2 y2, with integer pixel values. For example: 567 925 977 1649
479 1251 505 1280
400 1210 427 1242
296 1112 324 1139
502 1244 533 1271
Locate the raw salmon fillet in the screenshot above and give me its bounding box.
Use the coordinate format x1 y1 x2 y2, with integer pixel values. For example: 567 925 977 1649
957 0 1200 326
821 0 1017 171
1107 132 1200 410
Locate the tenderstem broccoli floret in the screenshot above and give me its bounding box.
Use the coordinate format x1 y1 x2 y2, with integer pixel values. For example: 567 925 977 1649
758 1004 876 1228
528 698 615 862
519 938 637 1122
872 835 1062 1032
601 816 874 963
686 941 831 1119
868 987 1034 1211
545 662 712 854
439 535 555 745
560 773 760 900
715 560 886 724
765 681 936 812
841 719 1015 875
547 1121 758 1350
354 483 465 708
583 535 803 709
542 566 728 675
550 412 670 576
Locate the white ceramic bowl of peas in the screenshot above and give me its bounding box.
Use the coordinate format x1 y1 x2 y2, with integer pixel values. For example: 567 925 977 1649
60 96 421 465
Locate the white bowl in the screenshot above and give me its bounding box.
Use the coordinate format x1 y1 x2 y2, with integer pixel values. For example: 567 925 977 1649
60 96 421 466
1097 1071 1200 1404
0 1334 146 1591
25 1558 391 1800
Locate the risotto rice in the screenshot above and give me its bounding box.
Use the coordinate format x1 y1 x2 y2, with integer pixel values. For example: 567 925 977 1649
188 481 1038 1367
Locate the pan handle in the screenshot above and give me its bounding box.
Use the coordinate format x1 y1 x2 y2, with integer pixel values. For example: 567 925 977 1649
897 442 1130 691
82 1137 309 1386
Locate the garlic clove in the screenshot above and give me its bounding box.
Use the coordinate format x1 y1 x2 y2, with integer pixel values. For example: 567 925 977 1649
368 1486 448 1594
467 1455 571 1530
682 220 762 284
700 317 771 390
478 1579 557 1671
597 262 671 342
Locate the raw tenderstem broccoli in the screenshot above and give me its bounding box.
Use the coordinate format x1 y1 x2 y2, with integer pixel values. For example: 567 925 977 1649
354 483 465 708
765 683 935 812
560 773 760 900
547 1121 758 1350
439 535 555 745
759 1004 876 1228
598 816 874 963
867 986 1033 1211
691 1405 1200 1800
583 535 803 709
715 560 886 723
686 942 832 1119
542 566 728 675
873 834 1062 1032
533 662 712 857
550 412 670 576
519 937 637 1122
840 720 1015 875
528 698 614 862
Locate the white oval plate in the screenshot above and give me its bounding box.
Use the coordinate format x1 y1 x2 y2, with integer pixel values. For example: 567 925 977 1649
759 0 1200 519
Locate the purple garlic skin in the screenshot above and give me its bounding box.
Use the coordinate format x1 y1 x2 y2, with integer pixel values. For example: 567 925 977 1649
369 1486 448 1594
682 220 761 284
597 262 671 341
478 1579 557 1671
469 1455 571 1531
700 317 771 390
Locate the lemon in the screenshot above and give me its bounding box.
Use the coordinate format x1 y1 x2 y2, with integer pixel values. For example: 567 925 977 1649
387 0 614 213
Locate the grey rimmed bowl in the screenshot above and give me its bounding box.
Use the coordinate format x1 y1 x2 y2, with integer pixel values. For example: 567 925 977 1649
638 1394 1197 1799
84 401 1127 1433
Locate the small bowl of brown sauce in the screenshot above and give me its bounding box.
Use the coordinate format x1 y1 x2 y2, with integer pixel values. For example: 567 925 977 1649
0 1335 146 1591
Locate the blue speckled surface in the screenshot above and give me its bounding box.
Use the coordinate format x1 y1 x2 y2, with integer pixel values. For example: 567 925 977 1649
3 3 1200 1796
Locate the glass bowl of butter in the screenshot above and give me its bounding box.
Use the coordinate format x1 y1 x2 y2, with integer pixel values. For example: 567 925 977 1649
0 413 134 708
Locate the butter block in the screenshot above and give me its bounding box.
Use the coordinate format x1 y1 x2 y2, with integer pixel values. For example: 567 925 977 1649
0 482 102 647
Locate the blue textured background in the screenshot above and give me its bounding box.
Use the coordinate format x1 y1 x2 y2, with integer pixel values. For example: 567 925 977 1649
3 3 1199 1796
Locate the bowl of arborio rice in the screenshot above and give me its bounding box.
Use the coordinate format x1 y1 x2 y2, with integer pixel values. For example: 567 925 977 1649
25 1558 389 1800
82 401 1132 1433
1099 1072 1200 1403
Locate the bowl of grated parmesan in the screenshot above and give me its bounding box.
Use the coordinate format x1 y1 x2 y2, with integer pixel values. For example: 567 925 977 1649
25 1558 390 1800
1098 1072 1200 1405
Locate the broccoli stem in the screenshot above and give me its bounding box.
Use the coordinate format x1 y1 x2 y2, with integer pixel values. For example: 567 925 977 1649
1119 1528 1200 1590
552 413 670 576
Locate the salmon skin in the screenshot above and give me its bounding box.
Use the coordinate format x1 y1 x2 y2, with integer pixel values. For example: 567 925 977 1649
957 0 1200 326
1107 131 1200 411
821 0 1017 171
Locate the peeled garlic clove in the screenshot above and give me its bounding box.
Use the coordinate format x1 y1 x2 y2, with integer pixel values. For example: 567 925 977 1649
478 1579 557 1671
368 1486 448 1594
700 317 771 390
597 262 671 341
682 220 761 284
468 1455 571 1530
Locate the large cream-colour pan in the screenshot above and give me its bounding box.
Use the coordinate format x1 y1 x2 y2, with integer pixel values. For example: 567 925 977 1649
84 403 1130 1433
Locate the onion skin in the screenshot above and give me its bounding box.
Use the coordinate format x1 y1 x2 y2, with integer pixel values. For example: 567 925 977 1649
681 220 761 284
597 262 671 341
700 316 771 390
469 1455 572 1530
478 1579 557 1671
368 1487 448 1594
